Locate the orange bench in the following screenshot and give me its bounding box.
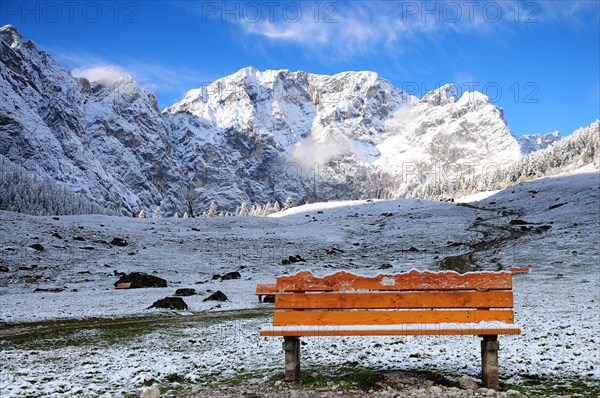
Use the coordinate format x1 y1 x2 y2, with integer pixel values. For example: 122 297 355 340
258 270 521 389
255 283 276 302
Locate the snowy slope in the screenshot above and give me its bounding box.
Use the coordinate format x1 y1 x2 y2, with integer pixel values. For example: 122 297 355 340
0 172 598 396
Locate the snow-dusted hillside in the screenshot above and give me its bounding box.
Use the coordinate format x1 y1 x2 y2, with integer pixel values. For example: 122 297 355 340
0 172 598 396
0 25 184 216
518 131 562 154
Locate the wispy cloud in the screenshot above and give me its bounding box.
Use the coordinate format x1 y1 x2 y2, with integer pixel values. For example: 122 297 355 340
72 65 129 85
222 0 596 61
48 46 211 104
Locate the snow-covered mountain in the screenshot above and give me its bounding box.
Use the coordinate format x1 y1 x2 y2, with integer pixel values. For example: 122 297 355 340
518 131 562 154
164 67 521 208
0 25 183 216
1 24 593 215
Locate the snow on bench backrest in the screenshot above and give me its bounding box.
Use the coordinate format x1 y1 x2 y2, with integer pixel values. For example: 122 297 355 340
275 269 513 292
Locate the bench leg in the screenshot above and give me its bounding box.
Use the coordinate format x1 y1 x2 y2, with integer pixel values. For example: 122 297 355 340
481 335 500 390
283 336 300 381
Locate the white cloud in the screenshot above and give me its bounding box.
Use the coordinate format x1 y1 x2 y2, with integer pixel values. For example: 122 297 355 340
48 47 212 105
231 0 596 61
72 65 129 85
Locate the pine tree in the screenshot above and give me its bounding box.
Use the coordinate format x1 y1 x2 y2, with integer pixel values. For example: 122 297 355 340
284 196 294 210
183 212 189 218
207 201 218 217
263 202 272 215
174 212 180 218
154 206 161 218
272 201 281 213
138 210 146 218
237 202 249 216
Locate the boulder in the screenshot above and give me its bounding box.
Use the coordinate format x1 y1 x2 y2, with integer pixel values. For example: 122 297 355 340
29 243 44 251
263 294 275 303
288 254 306 263
174 288 196 296
114 272 167 288
110 237 128 247
458 375 478 390
221 271 241 280
203 290 228 302
149 297 188 310
141 387 160 398
0 265 8 272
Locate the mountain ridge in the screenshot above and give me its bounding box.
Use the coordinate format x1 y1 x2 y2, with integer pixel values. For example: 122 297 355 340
0 25 596 216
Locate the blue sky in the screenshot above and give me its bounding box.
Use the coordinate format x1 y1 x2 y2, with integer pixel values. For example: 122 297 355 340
2 0 599 136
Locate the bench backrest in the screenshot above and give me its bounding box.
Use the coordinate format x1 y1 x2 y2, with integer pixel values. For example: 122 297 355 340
271 270 516 326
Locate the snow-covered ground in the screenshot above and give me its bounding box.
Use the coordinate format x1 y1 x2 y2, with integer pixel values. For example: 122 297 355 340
0 172 599 397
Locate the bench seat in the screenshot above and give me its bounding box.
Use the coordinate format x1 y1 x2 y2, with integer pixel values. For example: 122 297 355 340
260 322 521 336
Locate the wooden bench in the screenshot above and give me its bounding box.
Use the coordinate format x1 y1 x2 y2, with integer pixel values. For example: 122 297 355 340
257 270 521 390
256 283 276 302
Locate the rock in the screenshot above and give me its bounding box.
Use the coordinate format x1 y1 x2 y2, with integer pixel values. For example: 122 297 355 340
29 243 44 251
51 232 62 239
408 246 420 252
548 202 565 210
141 387 160 398
326 247 345 255
211 274 221 280
458 375 478 390
379 263 393 269
203 290 228 302
174 288 196 296
506 389 521 396
110 237 128 247
429 386 443 394
149 296 188 310
82 246 95 250
114 272 167 288
485 389 496 396
509 219 529 225
288 254 306 263
34 287 65 293
73 236 85 241
221 271 241 280
263 294 275 303
281 259 291 265
0 265 9 272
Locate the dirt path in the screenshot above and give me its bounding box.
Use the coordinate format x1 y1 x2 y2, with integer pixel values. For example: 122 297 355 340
0 307 272 340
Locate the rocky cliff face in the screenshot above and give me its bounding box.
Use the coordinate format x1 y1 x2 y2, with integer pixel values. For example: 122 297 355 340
1 25 530 215
0 25 184 215
165 68 522 207
518 131 562 154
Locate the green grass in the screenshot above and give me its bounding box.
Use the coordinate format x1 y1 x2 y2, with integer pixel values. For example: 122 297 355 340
506 374 600 397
